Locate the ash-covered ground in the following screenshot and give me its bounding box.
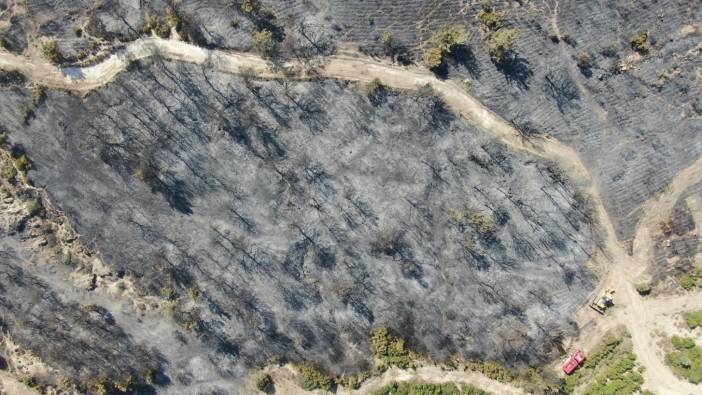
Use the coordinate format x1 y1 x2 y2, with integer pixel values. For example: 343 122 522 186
2 0 699 240
1 0 699 393
0 57 595 392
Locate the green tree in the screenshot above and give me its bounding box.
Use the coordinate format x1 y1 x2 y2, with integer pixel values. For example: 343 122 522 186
487 28 519 61
253 29 275 56
424 25 469 70
41 40 62 64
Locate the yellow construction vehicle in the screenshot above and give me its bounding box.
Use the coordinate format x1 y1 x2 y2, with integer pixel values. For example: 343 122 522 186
590 289 615 314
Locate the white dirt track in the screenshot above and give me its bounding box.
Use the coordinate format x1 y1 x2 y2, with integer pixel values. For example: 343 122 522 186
2 37 701 394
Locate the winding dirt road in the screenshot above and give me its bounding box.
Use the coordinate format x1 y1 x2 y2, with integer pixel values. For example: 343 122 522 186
2 36 701 394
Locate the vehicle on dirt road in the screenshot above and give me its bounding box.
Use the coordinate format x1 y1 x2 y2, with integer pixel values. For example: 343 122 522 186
590 289 615 314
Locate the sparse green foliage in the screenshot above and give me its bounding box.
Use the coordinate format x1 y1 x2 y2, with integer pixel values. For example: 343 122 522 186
630 31 650 54
146 14 171 38
241 0 260 15
2 164 17 182
31 85 46 106
468 211 495 234
21 103 35 124
683 310 702 329
83 303 100 312
433 25 469 53
41 40 62 64
464 361 513 382
365 78 388 106
425 25 469 70
666 336 702 383
425 47 444 69
337 371 372 390
635 282 651 296
562 333 643 395
21 376 38 388
253 29 275 56
26 199 42 217
255 373 273 392
297 363 334 391
372 381 491 395
487 28 519 61
370 327 413 368
75 28 83 37
679 268 702 290
161 286 178 301
15 154 31 172
0 133 6 145
576 52 593 70
477 8 503 30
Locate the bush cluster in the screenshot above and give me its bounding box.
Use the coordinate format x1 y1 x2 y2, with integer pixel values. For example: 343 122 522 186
41 40 62 64
255 373 273 392
372 381 490 395
486 28 520 62
297 363 334 391
683 310 702 330
666 336 702 383
477 7 502 30
371 326 413 368
425 25 469 70
630 31 650 54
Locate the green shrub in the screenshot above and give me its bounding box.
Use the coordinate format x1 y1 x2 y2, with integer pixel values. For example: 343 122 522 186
2 164 17 182
21 104 34 124
31 86 46 106
679 269 702 290
83 304 100 312
468 211 495 235
365 78 388 105
425 47 444 69
635 283 651 296
161 286 178 301
576 52 593 70
241 0 260 15
15 154 32 172
41 40 62 64
253 29 275 56
255 373 273 392
425 25 469 70
666 336 702 383
672 336 696 350
26 199 42 217
433 25 469 53
21 376 38 388
683 310 702 329
146 15 171 38
0 133 6 145
464 361 513 382
337 371 371 390
487 28 519 61
372 381 490 395
477 8 502 30
297 363 333 391
630 31 650 54
370 327 413 368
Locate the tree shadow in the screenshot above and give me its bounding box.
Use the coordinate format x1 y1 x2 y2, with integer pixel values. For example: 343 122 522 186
150 177 193 215
494 54 533 90
447 44 481 79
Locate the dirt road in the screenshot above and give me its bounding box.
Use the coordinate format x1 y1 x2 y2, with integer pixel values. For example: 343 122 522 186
1 36 701 393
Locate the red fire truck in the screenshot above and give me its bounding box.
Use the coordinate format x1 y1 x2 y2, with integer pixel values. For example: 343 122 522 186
562 349 586 374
